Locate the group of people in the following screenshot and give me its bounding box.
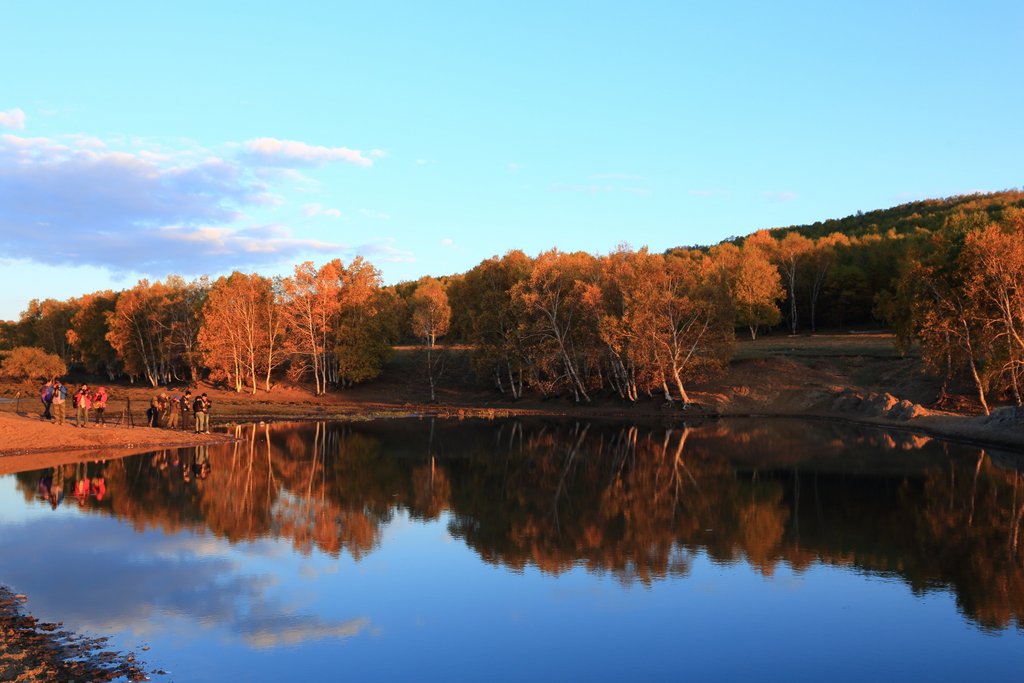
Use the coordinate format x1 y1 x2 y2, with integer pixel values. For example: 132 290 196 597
39 379 213 434
40 379 109 427
146 389 212 434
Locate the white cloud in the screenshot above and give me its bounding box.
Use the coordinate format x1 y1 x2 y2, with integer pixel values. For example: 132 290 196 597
369 148 387 159
688 189 715 197
0 134 340 274
440 237 455 247
243 137 373 167
0 108 26 129
507 162 524 172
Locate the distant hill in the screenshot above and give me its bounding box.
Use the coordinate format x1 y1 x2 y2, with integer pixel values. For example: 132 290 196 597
756 190 1024 242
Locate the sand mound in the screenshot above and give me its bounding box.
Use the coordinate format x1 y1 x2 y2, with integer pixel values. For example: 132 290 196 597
829 389 931 421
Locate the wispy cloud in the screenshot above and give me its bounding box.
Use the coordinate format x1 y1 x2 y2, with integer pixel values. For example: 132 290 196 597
302 203 342 218
762 190 799 202
549 183 614 195
358 208 391 220
589 172 642 180
242 137 374 167
0 108 26 129
688 189 716 197
357 239 414 263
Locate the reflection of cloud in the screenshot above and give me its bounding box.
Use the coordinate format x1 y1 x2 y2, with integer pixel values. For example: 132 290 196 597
244 617 369 648
0 516 369 648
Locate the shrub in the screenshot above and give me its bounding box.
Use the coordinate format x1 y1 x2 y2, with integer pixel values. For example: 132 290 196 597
0 346 67 381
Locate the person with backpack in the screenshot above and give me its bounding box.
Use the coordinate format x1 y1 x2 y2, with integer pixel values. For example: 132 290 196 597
193 393 210 434
93 386 109 426
51 381 67 425
166 391 181 429
40 379 54 420
74 384 92 428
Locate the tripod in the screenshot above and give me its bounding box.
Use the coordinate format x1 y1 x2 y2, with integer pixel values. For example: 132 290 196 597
115 397 136 428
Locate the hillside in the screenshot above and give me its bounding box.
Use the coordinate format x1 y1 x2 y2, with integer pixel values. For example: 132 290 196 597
755 190 1024 241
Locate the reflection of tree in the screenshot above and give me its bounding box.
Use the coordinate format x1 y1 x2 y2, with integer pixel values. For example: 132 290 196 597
12 418 1024 630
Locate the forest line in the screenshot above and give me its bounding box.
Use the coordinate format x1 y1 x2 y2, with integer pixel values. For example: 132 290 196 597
2 192 1023 412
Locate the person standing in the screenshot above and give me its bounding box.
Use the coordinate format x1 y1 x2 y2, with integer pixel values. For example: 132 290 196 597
93 386 109 427
167 391 181 429
181 390 193 431
193 393 210 434
51 381 67 425
74 384 91 427
40 379 54 420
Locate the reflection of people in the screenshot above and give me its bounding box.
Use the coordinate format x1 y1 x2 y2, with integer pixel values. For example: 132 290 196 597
194 445 211 480
48 466 64 509
90 476 106 501
75 476 90 506
51 381 67 425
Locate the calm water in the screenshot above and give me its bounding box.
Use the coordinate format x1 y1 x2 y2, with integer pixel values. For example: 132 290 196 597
1 418 1022 682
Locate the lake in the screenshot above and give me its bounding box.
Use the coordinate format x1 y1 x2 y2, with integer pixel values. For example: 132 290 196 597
1 418 1022 682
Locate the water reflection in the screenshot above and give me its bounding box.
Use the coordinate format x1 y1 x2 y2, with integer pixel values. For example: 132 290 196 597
10 418 1024 632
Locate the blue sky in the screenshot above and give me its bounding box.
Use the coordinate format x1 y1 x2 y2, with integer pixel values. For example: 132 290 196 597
1 1 1022 321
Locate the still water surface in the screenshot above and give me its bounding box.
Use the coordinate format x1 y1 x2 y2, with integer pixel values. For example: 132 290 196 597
1 418 1022 682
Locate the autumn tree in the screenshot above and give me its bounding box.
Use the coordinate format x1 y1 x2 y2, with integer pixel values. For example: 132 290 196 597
961 212 1024 406
333 259 395 388
634 250 734 404
709 242 783 340
67 291 121 379
455 251 533 398
409 277 451 402
106 279 170 386
774 232 813 334
280 261 343 395
18 298 78 364
512 250 600 403
199 272 284 393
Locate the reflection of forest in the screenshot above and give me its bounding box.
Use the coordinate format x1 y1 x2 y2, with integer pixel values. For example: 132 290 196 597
13 418 1024 631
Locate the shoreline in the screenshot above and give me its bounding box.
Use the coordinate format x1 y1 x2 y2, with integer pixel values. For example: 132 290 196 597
1 397 1022 466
